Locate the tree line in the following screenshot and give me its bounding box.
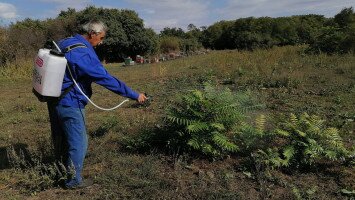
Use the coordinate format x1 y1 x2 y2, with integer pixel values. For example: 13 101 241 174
162 7 354 54
0 6 354 66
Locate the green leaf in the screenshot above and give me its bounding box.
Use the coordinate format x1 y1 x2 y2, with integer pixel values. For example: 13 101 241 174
187 138 200 150
202 144 213 154
325 150 337 160
187 121 209 133
289 113 298 125
211 123 225 131
283 146 295 161
275 129 290 137
296 130 306 137
340 189 355 195
255 114 266 131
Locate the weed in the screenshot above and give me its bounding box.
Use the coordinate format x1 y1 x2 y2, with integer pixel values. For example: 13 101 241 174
89 115 118 138
253 113 352 173
157 83 261 158
291 184 319 200
5 141 67 193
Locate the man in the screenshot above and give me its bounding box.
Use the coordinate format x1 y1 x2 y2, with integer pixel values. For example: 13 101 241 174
47 20 147 189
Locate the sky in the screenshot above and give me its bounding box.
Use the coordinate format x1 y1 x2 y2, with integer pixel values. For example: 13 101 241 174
0 0 354 32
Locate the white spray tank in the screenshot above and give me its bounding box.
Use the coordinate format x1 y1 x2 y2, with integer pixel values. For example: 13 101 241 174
32 49 67 97
32 41 131 110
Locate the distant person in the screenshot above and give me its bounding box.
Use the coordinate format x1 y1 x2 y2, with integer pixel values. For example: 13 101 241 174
47 19 147 189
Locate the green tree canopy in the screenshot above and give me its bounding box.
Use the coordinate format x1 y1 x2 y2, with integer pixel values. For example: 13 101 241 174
72 6 159 61
159 27 186 38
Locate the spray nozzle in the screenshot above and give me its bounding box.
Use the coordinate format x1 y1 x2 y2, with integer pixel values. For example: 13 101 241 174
143 93 152 107
132 93 152 108
144 93 152 100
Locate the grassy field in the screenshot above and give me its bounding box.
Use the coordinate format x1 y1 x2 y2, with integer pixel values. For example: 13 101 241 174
0 46 354 199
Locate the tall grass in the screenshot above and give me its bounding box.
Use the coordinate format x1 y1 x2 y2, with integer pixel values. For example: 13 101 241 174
0 59 33 80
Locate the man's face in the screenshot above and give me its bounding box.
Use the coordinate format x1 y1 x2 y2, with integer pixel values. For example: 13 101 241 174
88 31 106 47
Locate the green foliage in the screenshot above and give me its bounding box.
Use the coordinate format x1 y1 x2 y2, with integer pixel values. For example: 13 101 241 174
90 115 118 138
272 17 300 45
307 26 349 54
201 20 234 50
159 26 204 54
164 83 261 157
334 7 355 29
307 7 355 54
74 6 159 61
159 27 186 38
5 143 67 193
234 115 269 155
296 15 325 44
201 15 321 50
0 6 159 66
2 18 47 63
180 37 202 54
0 27 10 65
159 36 181 53
268 113 350 168
200 8 353 54
235 112 352 170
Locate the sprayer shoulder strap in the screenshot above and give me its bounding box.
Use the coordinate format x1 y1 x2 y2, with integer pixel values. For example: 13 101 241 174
58 43 87 100
63 43 87 53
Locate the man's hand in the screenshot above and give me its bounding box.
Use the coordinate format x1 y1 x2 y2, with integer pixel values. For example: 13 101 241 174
137 93 147 104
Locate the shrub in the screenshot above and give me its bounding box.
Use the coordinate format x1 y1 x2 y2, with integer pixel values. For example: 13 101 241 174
234 114 269 155
307 26 349 54
159 36 180 53
307 7 355 54
6 143 67 193
256 113 351 169
163 83 261 158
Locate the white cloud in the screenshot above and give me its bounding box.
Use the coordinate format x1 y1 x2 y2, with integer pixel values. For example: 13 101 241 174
125 0 353 32
219 0 355 20
38 0 92 8
21 0 354 32
126 0 211 31
0 2 17 19
33 0 92 20
144 19 179 31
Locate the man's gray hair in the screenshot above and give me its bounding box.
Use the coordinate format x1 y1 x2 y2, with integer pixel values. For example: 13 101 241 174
82 20 108 34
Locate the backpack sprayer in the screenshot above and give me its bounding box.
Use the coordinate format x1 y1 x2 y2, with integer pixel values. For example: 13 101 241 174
32 41 149 111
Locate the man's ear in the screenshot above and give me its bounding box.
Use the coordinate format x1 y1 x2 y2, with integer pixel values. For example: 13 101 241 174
88 31 95 39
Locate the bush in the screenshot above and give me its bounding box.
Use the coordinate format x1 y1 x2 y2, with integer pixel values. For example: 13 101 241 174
124 83 262 158
307 27 349 54
5 142 67 193
255 113 352 169
159 36 180 53
162 83 261 158
307 7 355 54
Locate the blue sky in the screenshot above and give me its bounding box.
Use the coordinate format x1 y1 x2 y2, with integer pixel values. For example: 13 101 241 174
0 0 354 32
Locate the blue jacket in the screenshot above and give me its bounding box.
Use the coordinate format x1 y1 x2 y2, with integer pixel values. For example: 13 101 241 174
58 34 139 108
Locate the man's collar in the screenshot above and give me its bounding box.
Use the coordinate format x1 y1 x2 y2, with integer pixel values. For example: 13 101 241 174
74 34 94 50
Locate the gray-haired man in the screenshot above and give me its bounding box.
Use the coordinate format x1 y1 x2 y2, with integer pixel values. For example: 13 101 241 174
48 20 146 189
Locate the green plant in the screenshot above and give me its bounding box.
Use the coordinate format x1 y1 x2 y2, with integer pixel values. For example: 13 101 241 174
290 184 318 200
269 113 350 168
234 114 269 154
164 83 261 158
159 36 180 53
340 188 355 198
90 115 118 138
6 144 67 193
